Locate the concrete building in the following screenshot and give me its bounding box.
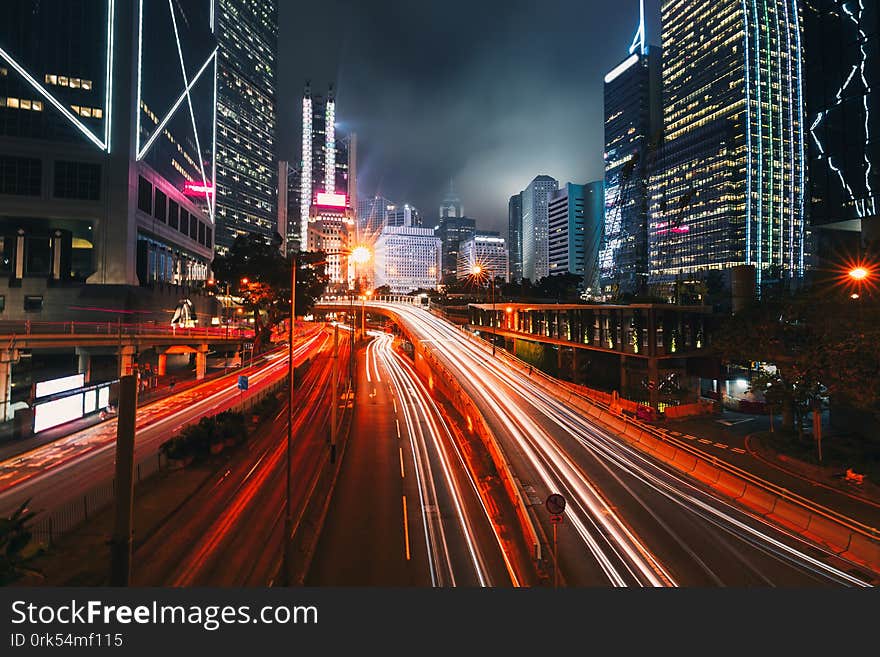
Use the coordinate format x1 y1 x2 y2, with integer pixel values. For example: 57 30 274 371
548 181 604 291
307 194 355 288
520 175 559 282
456 231 508 283
374 226 441 294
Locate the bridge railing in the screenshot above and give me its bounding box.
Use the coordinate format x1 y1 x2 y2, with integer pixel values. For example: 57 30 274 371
0 320 255 339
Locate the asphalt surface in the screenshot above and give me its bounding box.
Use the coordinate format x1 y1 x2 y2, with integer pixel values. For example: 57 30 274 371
352 303 875 587
307 331 513 587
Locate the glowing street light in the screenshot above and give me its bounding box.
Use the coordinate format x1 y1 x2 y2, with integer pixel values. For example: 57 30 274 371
849 267 870 282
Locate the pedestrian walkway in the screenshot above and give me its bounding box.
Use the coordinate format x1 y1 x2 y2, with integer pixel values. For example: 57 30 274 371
654 409 880 532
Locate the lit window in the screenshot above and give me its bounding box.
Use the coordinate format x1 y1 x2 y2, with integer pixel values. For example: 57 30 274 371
93 108 102 119
58 76 68 86
81 107 92 118
1 68 7 77
82 80 92 90
0 98 5 107
70 78 81 88
70 104 80 113
8 98 19 108
20 99 31 110
32 101 42 112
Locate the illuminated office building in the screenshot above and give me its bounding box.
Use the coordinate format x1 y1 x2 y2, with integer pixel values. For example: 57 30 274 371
214 0 278 252
436 215 475 282
295 83 353 250
600 3 661 296
456 231 508 283
649 0 807 287
804 0 880 253
508 194 522 282
549 181 604 291
307 193 354 287
0 0 217 322
521 175 559 282
374 226 441 294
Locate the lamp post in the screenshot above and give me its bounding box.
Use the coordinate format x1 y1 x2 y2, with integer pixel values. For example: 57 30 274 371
282 255 296 585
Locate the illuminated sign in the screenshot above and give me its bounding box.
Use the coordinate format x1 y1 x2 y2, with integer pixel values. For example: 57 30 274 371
184 182 215 196
316 192 347 207
605 54 640 84
35 374 85 399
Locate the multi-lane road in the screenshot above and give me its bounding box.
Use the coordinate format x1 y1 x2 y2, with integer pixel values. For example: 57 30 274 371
0 328 327 521
360 302 874 587
308 330 514 586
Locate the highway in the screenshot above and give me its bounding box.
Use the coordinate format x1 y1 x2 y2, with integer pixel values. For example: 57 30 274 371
0 327 328 522
307 331 514 586
131 331 346 586
362 303 874 587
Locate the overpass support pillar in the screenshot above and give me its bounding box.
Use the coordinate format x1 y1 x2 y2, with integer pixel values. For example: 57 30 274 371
157 352 167 376
620 355 628 394
0 350 15 422
119 345 136 377
648 357 660 410
196 345 209 381
76 348 91 384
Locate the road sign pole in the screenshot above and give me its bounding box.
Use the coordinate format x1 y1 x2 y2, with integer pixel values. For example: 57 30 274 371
110 374 138 586
553 522 559 589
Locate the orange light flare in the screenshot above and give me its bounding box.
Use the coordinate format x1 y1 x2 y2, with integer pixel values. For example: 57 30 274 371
835 259 878 297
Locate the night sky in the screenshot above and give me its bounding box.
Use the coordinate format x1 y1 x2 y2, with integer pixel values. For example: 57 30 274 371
278 1 661 234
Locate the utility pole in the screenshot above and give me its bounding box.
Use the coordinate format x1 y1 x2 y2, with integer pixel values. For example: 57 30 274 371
331 324 339 463
110 374 138 586
282 254 296 585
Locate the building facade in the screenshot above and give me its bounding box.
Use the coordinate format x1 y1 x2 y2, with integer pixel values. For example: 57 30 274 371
294 83 353 250
456 232 508 283
508 193 522 282
356 195 393 237
386 203 421 228
520 174 559 282
307 197 354 288
805 0 880 255
214 0 278 252
0 0 217 323
374 226 441 294
548 181 604 290
649 0 807 288
600 42 661 296
436 215 476 283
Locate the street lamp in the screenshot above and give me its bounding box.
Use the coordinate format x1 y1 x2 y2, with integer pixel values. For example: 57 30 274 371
473 264 496 356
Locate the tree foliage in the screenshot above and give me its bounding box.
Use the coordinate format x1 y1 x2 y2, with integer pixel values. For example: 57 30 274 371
0 499 36 585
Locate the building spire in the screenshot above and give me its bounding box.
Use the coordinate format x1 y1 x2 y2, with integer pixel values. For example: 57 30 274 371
628 0 647 56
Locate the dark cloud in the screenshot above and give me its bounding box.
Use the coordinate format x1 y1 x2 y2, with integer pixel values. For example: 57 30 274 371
278 0 661 233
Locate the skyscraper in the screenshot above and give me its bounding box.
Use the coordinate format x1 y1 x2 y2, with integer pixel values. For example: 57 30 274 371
436 215 476 283
214 0 278 252
548 181 604 290
600 3 661 296
520 175 559 282
457 232 508 283
356 195 393 236
649 0 807 288
295 83 352 250
508 194 522 282
386 203 422 228
0 0 217 322
805 0 880 254
374 226 441 293
439 180 463 219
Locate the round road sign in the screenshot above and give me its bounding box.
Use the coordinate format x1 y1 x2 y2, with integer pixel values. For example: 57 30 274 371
545 493 566 515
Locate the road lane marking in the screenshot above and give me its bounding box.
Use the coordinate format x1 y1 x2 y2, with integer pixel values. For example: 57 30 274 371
731 447 747 454
399 447 405 478
395 418 401 439
713 443 728 449
698 438 713 444
402 495 411 561
392 399 397 414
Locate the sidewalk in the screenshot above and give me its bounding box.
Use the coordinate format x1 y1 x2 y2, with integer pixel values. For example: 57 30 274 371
654 409 880 533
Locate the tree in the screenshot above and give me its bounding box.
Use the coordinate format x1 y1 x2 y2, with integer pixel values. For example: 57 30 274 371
0 500 36 585
212 235 328 351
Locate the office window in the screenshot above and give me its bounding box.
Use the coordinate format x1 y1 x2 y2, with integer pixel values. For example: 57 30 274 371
198 221 206 245
137 176 152 214
190 215 198 240
54 161 100 201
205 226 212 247
168 200 179 230
0 156 41 196
23 295 43 312
154 188 167 222
179 210 189 235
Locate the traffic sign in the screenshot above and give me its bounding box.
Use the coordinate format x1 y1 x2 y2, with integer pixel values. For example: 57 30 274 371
545 493 566 515
237 375 249 391
550 514 564 524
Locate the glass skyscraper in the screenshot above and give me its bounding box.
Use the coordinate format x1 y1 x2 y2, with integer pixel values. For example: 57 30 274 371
600 41 661 297
804 0 879 251
214 0 278 252
508 193 522 282
649 0 807 287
